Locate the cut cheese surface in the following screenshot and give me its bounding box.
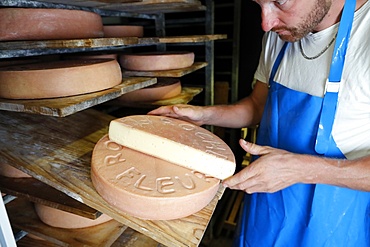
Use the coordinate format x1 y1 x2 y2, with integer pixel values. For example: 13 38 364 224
0 59 122 99
119 51 195 71
0 8 103 41
108 115 236 180
91 134 220 220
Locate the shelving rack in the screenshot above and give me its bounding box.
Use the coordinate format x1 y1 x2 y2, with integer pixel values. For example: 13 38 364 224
0 0 228 246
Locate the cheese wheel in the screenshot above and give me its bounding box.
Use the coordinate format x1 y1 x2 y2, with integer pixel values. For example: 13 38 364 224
0 163 31 178
34 203 112 229
0 59 122 99
119 51 195 71
0 8 103 41
117 78 181 102
103 25 144 37
91 134 220 220
62 53 118 61
108 115 236 180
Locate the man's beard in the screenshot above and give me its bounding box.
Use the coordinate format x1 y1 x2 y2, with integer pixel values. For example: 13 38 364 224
273 0 332 42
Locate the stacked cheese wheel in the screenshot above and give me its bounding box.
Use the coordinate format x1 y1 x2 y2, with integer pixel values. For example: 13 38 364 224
0 59 122 99
91 115 236 220
119 51 195 71
117 77 182 102
34 204 112 229
0 8 104 41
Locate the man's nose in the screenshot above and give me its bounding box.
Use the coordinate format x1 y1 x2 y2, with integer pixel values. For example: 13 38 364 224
260 7 279 31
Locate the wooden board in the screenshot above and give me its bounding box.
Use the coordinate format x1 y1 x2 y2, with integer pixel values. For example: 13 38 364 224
7 199 127 247
0 176 100 220
0 38 138 51
139 34 227 45
0 77 156 117
0 35 226 59
0 109 225 247
121 62 207 77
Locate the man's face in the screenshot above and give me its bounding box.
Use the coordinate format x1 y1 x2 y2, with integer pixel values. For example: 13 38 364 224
254 0 332 42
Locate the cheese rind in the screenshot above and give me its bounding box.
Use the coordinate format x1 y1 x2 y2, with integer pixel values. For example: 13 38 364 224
119 51 195 71
0 59 122 99
34 204 112 229
108 115 236 180
0 8 103 41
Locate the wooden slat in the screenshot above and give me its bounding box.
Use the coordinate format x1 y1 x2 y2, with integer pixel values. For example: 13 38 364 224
0 176 100 220
0 38 139 51
0 109 224 247
121 62 207 77
139 34 227 45
0 35 227 59
7 199 127 247
0 77 156 117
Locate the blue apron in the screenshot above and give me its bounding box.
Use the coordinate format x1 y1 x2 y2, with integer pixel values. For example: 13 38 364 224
234 0 370 246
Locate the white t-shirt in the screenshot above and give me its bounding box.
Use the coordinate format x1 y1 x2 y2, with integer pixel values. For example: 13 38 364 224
254 0 370 159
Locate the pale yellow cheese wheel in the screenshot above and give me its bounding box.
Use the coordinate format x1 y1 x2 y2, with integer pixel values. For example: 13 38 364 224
119 51 195 71
0 8 103 41
34 203 112 229
0 59 122 99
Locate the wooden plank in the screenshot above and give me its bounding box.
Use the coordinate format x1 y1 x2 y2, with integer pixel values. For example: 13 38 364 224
0 35 226 59
0 176 100 220
0 109 224 247
0 77 156 117
121 62 207 77
0 38 138 51
7 199 127 247
139 34 227 44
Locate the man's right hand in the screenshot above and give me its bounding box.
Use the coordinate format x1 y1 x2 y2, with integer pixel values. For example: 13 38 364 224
148 104 205 126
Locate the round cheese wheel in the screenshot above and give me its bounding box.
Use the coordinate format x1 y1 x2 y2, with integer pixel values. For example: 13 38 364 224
119 51 195 71
0 59 122 99
0 163 31 178
0 8 103 41
91 134 220 220
34 203 112 229
103 25 144 38
117 78 181 102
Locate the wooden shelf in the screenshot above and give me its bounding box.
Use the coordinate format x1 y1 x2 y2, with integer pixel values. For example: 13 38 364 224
0 77 156 117
0 109 224 247
0 35 227 59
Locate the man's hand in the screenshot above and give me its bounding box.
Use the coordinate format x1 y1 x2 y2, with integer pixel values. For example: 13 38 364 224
148 104 206 126
223 139 307 193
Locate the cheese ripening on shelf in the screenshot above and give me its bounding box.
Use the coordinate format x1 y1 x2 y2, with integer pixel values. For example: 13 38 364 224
108 115 236 180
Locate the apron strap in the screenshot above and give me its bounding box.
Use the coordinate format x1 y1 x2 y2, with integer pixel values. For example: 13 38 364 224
315 0 356 154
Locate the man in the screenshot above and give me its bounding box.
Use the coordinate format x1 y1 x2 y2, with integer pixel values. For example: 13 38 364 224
149 0 370 246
